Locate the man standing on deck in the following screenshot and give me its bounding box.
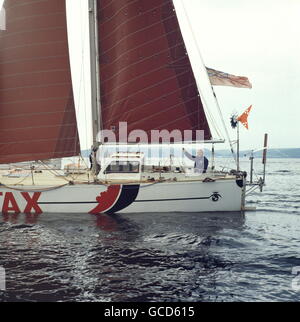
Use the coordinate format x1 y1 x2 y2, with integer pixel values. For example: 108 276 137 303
182 148 209 173
89 146 101 174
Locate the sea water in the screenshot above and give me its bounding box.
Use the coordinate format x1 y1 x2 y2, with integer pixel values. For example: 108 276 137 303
0 158 299 302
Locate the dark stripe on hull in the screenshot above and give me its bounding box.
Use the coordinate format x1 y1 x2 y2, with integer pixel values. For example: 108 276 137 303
135 192 222 203
38 201 97 205
106 185 140 214
135 197 212 202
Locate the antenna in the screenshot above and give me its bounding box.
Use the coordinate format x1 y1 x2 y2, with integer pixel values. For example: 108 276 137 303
262 133 268 185
248 134 268 191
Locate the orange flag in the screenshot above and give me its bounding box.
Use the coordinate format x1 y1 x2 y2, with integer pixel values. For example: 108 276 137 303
237 105 252 129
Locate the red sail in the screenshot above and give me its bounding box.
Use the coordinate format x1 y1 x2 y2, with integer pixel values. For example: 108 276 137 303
97 0 211 142
0 0 80 164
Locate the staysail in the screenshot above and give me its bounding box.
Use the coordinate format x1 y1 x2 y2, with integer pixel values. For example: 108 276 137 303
96 0 212 143
0 0 80 164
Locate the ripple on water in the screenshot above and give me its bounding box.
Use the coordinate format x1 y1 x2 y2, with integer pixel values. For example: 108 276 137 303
0 159 300 301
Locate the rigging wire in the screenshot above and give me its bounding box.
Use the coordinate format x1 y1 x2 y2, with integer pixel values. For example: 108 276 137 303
178 0 238 166
211 88 238 166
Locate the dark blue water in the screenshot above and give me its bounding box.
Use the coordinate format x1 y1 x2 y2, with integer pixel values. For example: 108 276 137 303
0 158 300 302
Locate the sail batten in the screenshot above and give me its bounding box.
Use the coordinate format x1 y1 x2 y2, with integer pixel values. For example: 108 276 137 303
0 0 80 164
97 0 212 143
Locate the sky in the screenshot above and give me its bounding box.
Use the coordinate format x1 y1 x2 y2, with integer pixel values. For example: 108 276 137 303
1 0 300 152
176 0 300 151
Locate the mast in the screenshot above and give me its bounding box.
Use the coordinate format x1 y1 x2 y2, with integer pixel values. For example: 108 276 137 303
88 0 101 147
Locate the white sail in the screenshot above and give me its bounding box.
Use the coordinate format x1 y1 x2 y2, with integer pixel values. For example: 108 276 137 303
173 0 226 143
66 0 93 151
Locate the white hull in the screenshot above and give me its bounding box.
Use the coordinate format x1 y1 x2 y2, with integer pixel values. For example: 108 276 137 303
0 178 245 214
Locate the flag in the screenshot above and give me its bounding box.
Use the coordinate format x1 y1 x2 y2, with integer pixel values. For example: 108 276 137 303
206 67 252 89
237 105 252 129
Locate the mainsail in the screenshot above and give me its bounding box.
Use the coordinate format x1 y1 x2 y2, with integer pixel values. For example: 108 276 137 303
96 0 212 142
0 0 80 164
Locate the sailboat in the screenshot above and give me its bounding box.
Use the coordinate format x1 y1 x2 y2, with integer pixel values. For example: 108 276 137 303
0 0 263 215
